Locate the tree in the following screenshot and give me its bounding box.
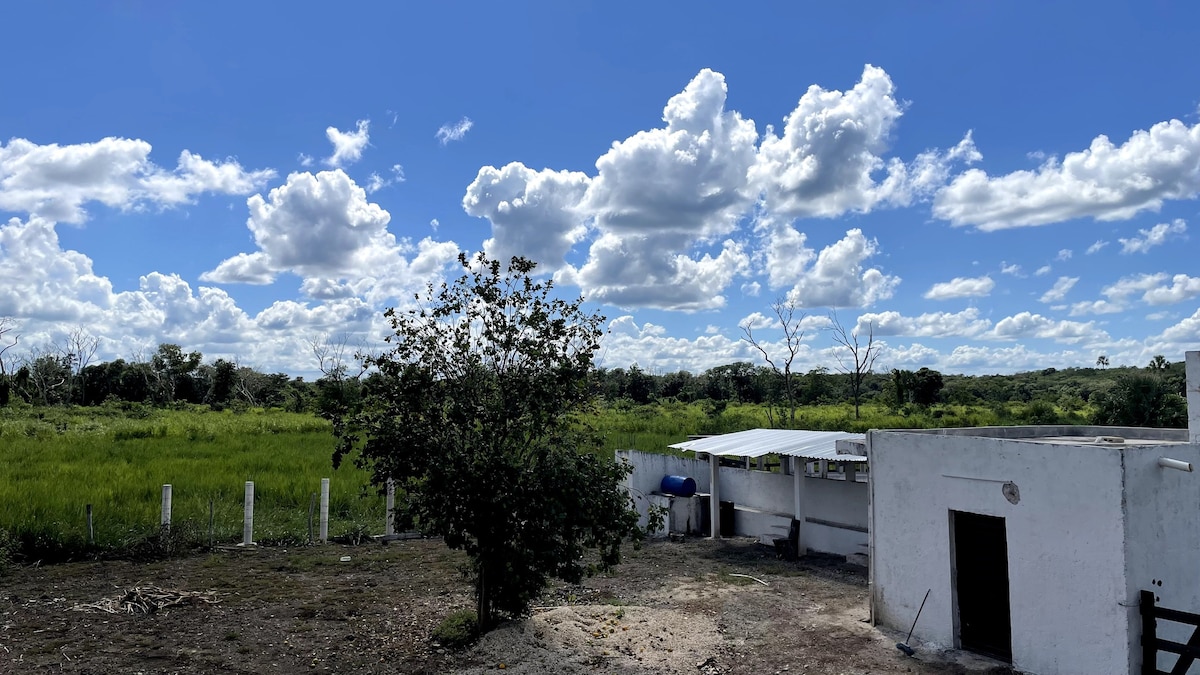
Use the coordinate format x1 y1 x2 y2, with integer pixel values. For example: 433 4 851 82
741 298 805 427
1147 354 1170 371
55 327 100 405
331 254 640 630
149 344 202 404
0 317 18 406
1095 354 1109 369
1091 371 1187 428
829 313 880 419
911 367 945 407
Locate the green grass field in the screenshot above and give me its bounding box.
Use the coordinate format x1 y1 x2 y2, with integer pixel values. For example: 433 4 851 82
0 403 383 562
0 397 1088 563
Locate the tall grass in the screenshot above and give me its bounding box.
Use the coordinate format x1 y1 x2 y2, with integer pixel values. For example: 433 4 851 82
0 404 382 562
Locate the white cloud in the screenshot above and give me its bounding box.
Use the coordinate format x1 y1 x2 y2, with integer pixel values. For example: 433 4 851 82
1035 265 1052 276
741 281 761 296
298 153 314 168
324 120 370 168
1085 240 1108 255
1000 262 1023 276
770 228 900 308
437 117 474 145
751 64 976 220
1118 219 1186 253
463 162 591 270
855 307 991 338
923 275 994 300
990 312 1106 344
557 69 760 309
1141 274 1200 306
430 218 440 231
1056 248 1072 261
739 311 779 331
0 137 274 224
934 118 1200 230
1152 307 1200 350
1039 276 1078 303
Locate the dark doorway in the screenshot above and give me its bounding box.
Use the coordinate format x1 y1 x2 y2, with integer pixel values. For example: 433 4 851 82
951 511 1012 662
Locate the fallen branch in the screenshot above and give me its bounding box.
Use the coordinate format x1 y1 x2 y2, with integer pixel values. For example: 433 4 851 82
728 573 768 586
71 586 220 615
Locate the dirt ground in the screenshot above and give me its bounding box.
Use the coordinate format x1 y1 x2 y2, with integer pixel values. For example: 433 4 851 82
0 537 1015 674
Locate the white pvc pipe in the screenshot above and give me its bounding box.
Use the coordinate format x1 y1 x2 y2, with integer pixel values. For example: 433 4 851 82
1159 457 1193 472
385 479 396 536
161 484 172 529
242 481 254 546
319 478 330 544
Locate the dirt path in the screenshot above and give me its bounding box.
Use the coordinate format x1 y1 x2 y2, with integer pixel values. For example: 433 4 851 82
0 538 1011 674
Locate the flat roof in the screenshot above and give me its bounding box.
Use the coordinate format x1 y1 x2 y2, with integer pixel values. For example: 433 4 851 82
875 425 1190 447
669 428 868 462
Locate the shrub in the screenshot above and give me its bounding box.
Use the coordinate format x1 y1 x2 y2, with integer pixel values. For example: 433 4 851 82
432 609 479 649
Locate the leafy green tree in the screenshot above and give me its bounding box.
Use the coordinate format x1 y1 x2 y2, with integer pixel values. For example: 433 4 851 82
1091 372 1187 428
911 367 945 407
149 344 202 404
332 254 640 630
1147 354 1170 371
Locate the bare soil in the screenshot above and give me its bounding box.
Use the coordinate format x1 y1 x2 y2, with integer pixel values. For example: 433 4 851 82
0 537 1014 674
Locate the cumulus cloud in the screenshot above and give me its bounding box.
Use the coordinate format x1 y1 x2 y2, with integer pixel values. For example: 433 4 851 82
751 64 976 220
1035 265 1052 276
855 307 991 338
324 120 370 168
203 170 460 300
923 275 994 300
1142 274 1200 305
1039 276 1078 303
1086 240 1109 255
463 162 591 270
934 118 1200 230
437 117 474 145
1056 248 1073 261
765 228 900 309
1119 219 1186 253
1000 262 1023 277
0 137 273 224
556 69 759 309
989 312 1106 344
1067 272 1195 315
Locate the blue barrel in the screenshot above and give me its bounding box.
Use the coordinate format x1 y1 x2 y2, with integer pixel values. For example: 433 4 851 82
660 475 697 497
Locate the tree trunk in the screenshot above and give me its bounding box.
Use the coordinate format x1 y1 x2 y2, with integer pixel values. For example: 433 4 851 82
476 562 492 631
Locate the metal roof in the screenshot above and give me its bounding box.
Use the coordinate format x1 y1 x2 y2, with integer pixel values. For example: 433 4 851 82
669 428 868 462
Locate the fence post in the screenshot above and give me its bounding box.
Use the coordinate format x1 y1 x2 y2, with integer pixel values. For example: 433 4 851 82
161 484 172 531
86 504 94 546
208 498 215 548
241 481 255 546
385 479 396 537
1141 590 1156 675
319 478 330 544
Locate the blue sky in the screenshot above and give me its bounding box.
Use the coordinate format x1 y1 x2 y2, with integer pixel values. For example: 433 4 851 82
2 1 1199 377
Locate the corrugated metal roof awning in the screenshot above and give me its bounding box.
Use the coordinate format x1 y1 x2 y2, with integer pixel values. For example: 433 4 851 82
669 428 867 462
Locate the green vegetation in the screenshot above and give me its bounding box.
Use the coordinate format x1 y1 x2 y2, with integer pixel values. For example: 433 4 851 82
0 402 381 564
431 609 480 649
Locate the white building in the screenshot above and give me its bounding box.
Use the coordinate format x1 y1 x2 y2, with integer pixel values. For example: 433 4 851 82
868 351 1200 675
618 429 869 557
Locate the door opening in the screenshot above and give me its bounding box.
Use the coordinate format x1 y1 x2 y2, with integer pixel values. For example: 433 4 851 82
951 510 1012 662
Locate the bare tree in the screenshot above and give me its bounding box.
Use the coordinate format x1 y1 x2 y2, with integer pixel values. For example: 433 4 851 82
55 326 100 404
828 312 881 420
0 317 18 377
741 298 805 428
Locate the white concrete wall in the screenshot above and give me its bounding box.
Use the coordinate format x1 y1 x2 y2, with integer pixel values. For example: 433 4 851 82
1121 441 1200 675
869 431 1130 675
619 449 868 556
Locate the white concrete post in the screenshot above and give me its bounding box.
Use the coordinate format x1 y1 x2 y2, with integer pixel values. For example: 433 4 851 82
1186 351 1199 444
160 484 172 529
385 479 396 536
845 463 858 483
242 481 254 546
709 453 720 540
792 457 806 554
319 478 330 544
819 459 828 478
755 456 765 471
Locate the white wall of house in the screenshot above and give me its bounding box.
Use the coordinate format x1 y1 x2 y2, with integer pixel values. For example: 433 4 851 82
868 431 1131 675
1122 442 1200 674
617 449 868 556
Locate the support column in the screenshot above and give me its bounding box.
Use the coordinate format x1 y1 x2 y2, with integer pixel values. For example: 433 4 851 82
709 453 720 540
792 457 806 555
1187 351 1199 444
160 484 172 530
845 463 858 483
